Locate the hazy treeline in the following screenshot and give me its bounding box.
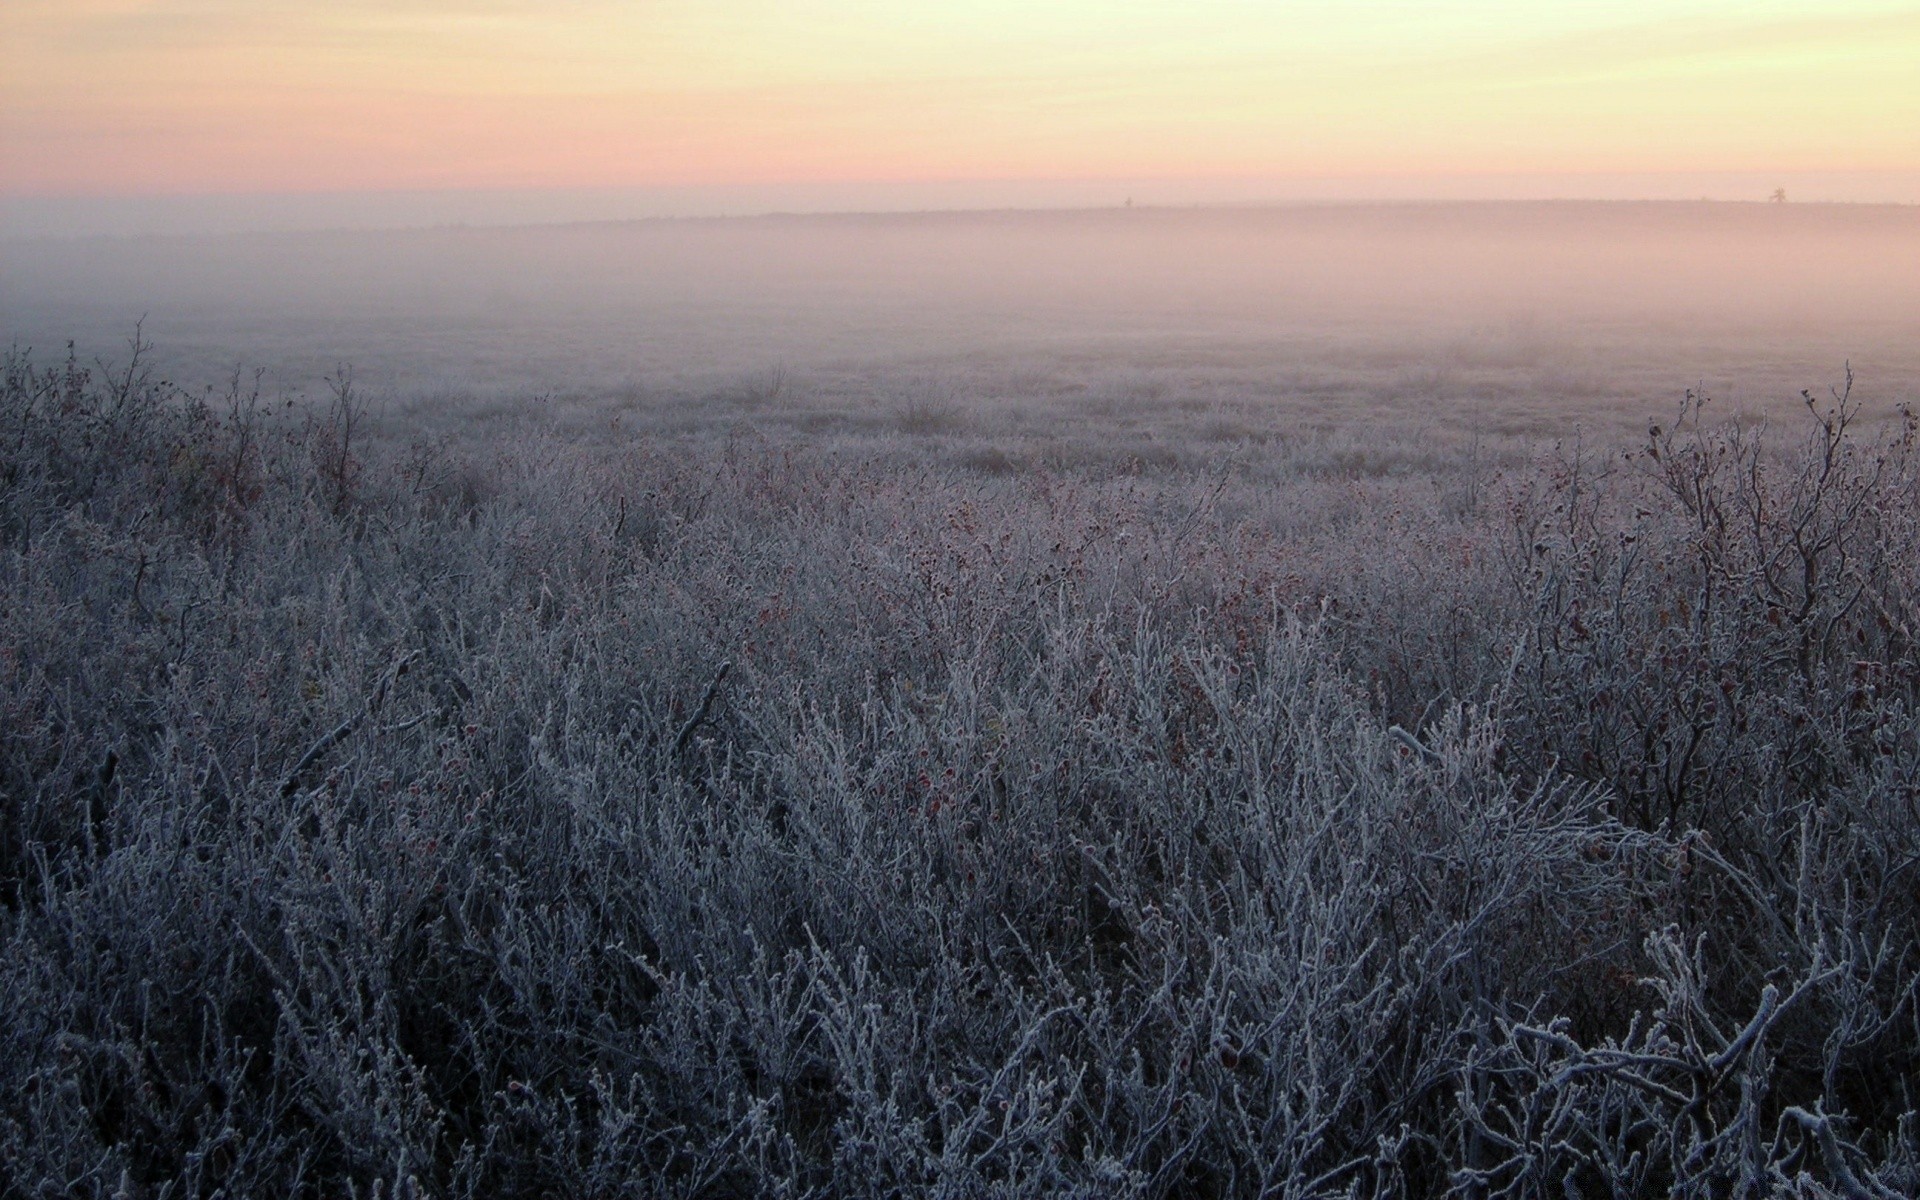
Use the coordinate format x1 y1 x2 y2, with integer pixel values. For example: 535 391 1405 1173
3 339 1919 1197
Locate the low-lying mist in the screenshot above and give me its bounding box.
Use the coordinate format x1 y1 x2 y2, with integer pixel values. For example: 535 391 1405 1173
5 201 1916 446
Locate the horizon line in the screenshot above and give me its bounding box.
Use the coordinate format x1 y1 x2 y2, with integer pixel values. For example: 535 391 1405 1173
6 171 1919 241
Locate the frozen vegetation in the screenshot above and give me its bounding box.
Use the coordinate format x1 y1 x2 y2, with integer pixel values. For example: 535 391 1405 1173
4 321 1919 1197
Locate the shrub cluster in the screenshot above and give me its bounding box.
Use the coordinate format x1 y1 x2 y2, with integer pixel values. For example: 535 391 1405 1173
4 341 1917 1197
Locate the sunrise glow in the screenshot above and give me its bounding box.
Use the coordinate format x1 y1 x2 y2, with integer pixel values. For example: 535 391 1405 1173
4 1 1917 199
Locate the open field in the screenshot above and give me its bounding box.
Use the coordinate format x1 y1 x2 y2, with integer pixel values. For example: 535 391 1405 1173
5 202 1920 1196
7 202 1919 448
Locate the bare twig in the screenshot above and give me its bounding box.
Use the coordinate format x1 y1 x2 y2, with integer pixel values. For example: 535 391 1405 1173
673 660 732 756
280 714 363 797
280 649 421 795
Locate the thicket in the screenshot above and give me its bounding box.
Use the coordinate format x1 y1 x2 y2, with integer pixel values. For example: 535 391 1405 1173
3 339 1917 1198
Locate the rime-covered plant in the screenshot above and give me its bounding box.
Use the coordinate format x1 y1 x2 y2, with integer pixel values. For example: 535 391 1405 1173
2 342 1915 1197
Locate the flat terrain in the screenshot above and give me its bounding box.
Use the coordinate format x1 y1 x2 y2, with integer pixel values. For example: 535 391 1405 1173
5 202 1916 454
6 200 1920 1197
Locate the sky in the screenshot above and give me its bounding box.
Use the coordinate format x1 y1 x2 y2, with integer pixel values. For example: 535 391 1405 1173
3 1 1918 224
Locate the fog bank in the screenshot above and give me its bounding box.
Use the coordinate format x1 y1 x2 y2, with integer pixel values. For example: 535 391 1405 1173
4 201 1916 437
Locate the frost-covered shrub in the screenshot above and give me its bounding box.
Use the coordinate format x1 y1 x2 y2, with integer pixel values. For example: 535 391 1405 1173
3 343 1914 1197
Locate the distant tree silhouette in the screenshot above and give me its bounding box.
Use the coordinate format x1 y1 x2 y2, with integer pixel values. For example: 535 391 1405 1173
1770 187 1788 203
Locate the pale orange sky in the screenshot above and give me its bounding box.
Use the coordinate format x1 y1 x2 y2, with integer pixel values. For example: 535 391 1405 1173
3 1 1918 198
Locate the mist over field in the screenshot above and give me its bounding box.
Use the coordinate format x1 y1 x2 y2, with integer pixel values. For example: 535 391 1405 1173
8 198 1920 1198
7 201 1917 446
